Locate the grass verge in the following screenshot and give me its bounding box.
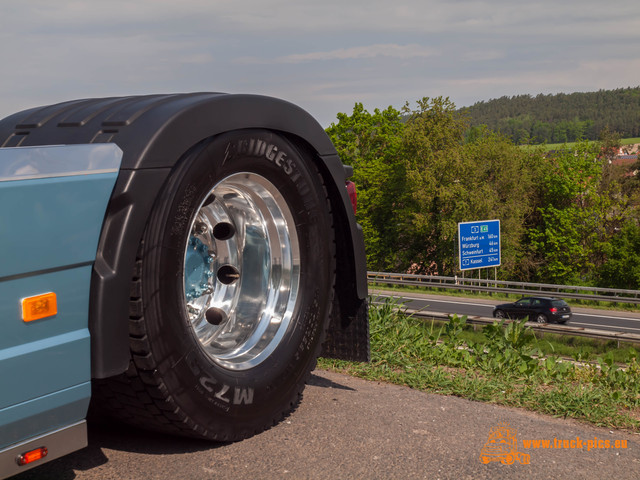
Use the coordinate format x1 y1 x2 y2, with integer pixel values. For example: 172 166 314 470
319 297 640 432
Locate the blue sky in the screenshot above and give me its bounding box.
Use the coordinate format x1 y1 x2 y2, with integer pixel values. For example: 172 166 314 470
1 1 639 127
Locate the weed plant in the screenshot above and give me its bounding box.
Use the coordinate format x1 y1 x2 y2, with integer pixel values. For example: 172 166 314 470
319 297 640 431
434 320 638 364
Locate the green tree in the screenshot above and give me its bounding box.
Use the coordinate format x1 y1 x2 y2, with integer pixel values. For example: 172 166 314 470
597 221 640 289
325 103 406 271
398 96 468 274
399 98 539 277
462 131 541 279
529 141 617 283
598 126 621 163
327 97 540 279
328 97 636 285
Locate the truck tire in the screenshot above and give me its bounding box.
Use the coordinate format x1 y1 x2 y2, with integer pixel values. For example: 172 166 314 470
92 129 335 441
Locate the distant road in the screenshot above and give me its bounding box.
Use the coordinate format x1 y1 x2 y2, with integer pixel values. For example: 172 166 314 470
372 290 640 336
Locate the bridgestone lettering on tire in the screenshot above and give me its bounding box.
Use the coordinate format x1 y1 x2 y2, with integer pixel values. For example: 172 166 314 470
92 130 336 441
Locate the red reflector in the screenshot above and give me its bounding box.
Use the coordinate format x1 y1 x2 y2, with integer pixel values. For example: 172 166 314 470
345 180 357 214
17 446 48 466
550 307 557 313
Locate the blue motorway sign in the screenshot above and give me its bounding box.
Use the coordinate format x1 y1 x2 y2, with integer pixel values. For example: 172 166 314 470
458 219 501 271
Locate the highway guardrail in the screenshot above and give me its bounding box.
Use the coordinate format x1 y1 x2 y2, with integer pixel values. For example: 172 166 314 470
367 271 640 305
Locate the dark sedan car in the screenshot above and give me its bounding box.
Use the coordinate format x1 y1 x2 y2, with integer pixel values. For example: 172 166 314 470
493 296 572 324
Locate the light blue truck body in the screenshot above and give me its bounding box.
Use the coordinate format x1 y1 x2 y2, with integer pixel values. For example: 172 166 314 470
0 144 122 478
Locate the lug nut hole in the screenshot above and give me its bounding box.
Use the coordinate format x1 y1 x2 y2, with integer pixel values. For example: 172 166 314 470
205 307 228 326
217 265 240 285
213 222 235 240
202 193 216 207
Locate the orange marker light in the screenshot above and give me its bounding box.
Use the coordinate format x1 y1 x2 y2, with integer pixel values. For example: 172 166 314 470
21 292 57 322
16 446 48 466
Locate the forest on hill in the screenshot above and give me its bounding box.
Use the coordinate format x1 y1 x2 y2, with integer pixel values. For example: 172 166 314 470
460 87 640 144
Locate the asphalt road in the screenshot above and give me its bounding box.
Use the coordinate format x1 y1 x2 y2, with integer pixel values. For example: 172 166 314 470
372 290 640 335
10 370 639 480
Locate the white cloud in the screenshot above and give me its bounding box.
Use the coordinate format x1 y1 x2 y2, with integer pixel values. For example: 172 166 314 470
7 1 638 37
0 0 639 127
236 44 438 64
279 44 438 62
181 53 216 65
460 49 505 62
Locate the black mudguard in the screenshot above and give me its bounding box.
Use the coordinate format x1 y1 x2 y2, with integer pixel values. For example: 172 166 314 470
0 93 369 376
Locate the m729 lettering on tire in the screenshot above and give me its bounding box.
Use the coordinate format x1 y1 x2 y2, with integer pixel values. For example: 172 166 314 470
199 375 255 406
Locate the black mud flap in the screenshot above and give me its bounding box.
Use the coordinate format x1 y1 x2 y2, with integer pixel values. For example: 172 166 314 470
321 295 370 362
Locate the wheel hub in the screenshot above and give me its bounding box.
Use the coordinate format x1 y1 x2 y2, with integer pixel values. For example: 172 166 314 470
182 173 300 371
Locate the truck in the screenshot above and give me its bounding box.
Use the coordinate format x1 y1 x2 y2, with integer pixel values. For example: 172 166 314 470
479 424 530 465
0 93 369 478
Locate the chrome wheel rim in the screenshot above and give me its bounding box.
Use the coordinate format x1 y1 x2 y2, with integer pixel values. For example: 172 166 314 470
183 172 300 371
